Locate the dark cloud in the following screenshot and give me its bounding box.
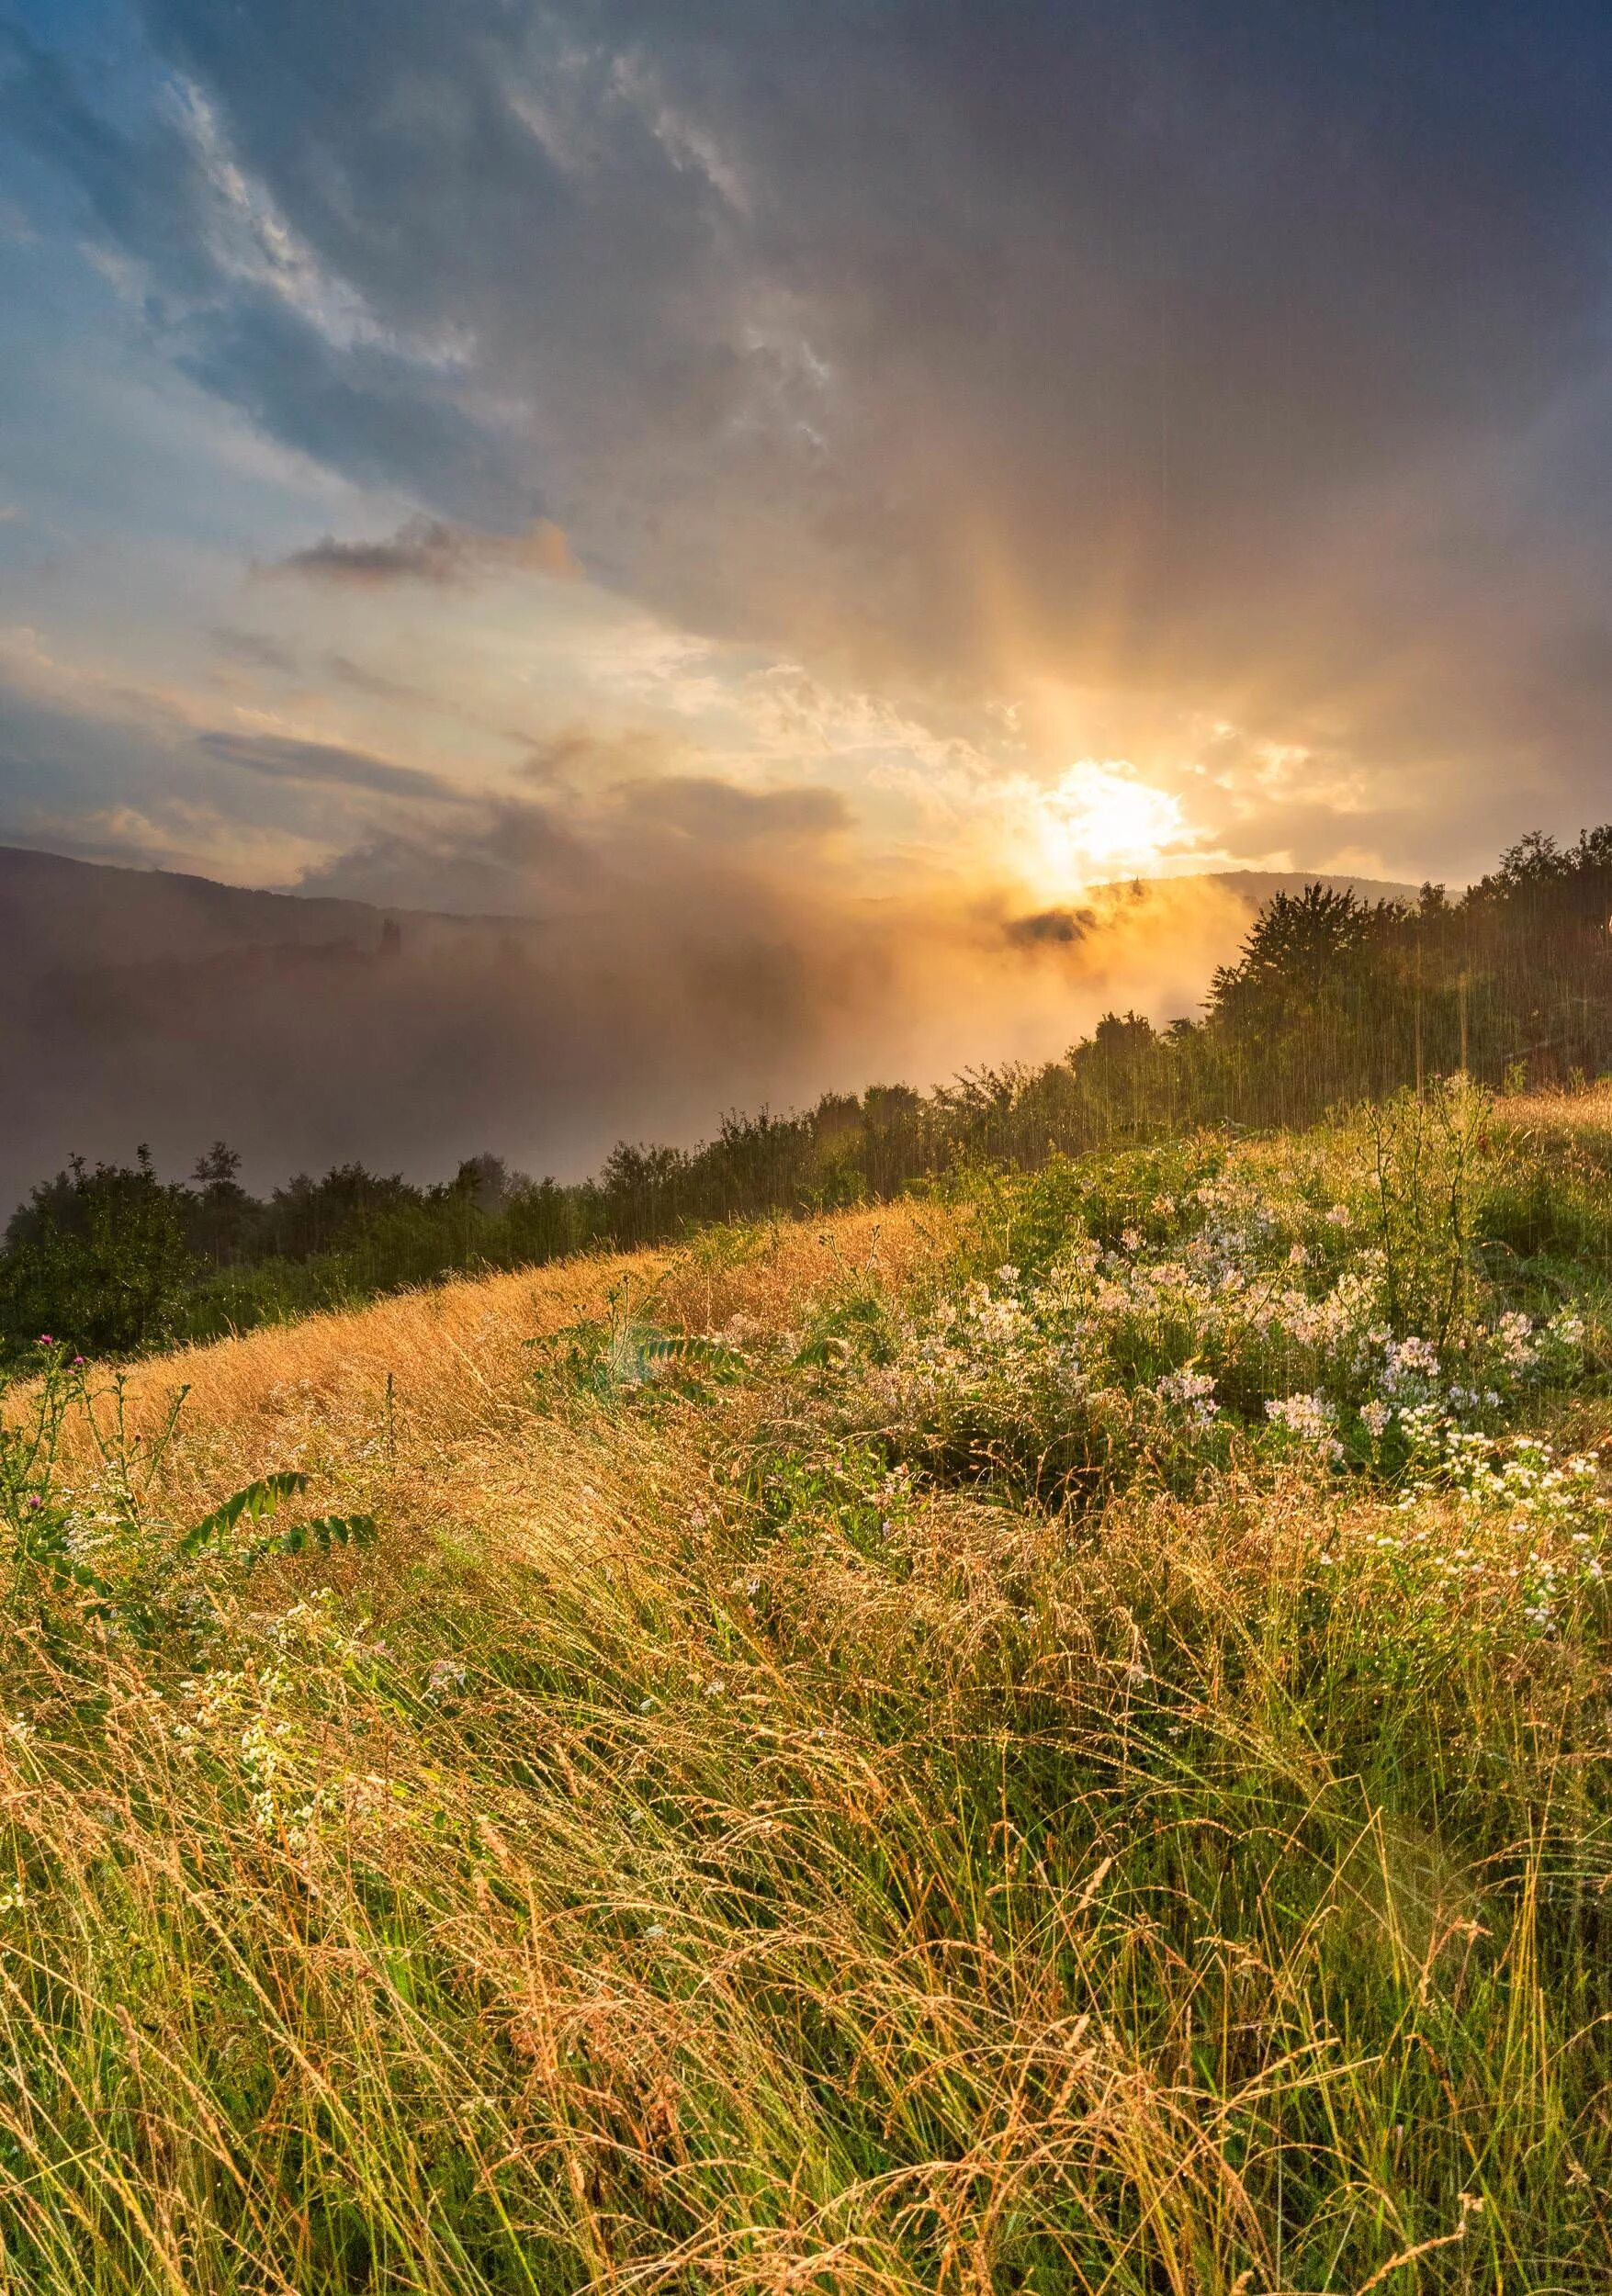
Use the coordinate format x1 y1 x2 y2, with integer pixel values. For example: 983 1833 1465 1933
275 514 576 586
197 730 470 805
613 774 850 844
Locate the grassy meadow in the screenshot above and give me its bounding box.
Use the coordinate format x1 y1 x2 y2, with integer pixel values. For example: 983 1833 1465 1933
4 1083 1612 2289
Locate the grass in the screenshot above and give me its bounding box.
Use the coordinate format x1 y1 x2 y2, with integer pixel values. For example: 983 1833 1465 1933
2 1097 1612 2290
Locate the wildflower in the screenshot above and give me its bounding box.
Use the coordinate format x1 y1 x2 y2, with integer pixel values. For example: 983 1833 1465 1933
1156 1367 1219 1425
1267 1391 1336 1440
1266 1391 1344 1460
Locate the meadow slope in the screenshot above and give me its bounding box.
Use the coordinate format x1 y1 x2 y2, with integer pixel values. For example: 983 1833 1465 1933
3 1094 1612 2290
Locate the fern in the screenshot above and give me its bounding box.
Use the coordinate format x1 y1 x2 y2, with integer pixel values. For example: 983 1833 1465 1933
242 1513 377 1570
179 1471 310 1556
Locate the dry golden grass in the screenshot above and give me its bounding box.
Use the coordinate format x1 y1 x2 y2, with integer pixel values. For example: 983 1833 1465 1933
4 1132 1611 2291
52 1201 948 1527
1496 1077 1612 1153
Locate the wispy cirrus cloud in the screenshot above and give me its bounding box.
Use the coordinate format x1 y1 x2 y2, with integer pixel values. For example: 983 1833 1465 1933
196 729 471 805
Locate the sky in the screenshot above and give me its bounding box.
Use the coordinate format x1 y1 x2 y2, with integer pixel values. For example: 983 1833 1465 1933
3 2 1612 1170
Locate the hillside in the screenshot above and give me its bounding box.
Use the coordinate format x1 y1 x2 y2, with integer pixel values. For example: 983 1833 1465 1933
3 1085 1611 2288
6 824 1608 1378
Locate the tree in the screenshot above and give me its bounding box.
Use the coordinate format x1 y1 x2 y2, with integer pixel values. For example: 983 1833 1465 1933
0 1149 196 1364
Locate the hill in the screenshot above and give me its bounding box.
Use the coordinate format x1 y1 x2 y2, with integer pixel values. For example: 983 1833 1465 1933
2 1085 1609 2287
6 825 1612 1372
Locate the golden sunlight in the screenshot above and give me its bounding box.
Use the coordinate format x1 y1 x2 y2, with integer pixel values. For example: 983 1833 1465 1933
1017 760 1188 896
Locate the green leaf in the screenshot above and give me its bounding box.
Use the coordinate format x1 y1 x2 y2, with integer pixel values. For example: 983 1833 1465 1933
179 1471 310 1556
242 1513 378 1572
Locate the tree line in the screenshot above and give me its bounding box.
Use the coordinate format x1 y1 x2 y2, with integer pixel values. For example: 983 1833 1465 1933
5 825 1611 1365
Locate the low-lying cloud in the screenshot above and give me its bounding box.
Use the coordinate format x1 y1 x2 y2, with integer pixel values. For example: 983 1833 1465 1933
0 818 1260 1206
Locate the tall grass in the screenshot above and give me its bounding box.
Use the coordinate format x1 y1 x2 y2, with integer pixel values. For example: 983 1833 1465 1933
0 1108 1609 2290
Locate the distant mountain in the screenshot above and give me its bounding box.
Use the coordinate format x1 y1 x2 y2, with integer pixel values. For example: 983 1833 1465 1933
1202 869 1422 907
0 844 569 1210
0 844 1419 987
0 842 519 981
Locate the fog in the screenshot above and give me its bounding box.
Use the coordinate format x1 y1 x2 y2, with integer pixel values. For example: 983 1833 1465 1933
0 842 1279 1205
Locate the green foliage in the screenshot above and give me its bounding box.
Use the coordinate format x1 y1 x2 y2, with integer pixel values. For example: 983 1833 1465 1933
791 1287 894 1368
531 1279 751 1405
178 1470 311 1555
242 1511 378 1570
0 1150 195 1364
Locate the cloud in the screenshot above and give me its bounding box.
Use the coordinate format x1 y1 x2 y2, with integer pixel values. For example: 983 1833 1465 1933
275 514 578 587
196 729 470 805
12 0 1611 869
176 291 543 530
1004 906 1098 948
287 771 847 914
613 773 850 844
209 626 299 674
290 797 593 914
9 0 1612 920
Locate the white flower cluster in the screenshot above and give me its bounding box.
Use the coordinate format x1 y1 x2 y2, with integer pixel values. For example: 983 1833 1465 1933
1338 1419 1610 1638
1265 1391 1343 1460
852 1136 1593 1490
1156 1367 1219 1425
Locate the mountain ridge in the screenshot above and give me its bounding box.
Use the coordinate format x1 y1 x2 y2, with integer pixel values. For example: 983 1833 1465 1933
0 839 1421 974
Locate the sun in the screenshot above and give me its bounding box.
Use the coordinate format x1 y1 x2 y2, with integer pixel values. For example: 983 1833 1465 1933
1020 760 1187 897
